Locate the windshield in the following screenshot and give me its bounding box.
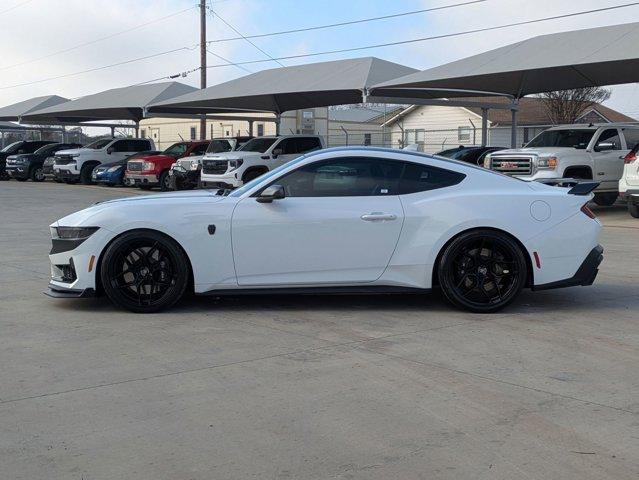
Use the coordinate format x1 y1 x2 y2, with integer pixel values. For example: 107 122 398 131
238 137 277 153
33 144 58 155
228 155 308 197
526 129 595 149
206 139 233 154
1 141 22 153
163 143 188 156
85 139 111 149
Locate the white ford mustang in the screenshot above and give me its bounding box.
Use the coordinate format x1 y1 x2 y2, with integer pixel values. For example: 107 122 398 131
46 147 603 313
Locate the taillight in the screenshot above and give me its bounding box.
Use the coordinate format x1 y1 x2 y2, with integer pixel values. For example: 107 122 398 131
624 151 637 164
581 203 596 219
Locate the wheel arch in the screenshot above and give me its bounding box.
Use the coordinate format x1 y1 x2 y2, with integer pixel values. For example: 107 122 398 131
94 227 195 295
431 226 534 289
563 165 593 179
242 165 269 181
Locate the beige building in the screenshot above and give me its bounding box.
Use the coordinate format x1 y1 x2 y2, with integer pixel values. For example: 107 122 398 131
139 105 399 150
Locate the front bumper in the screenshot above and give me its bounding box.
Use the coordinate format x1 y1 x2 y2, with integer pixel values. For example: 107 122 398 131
169 167 200 189
44 282 95 298
54 168 80 181
532 245 603 291
5 164 29 179
125 173 159 186
201 171 241 189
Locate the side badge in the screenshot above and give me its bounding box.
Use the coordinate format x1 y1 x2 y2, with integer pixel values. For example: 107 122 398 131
208 225 216 235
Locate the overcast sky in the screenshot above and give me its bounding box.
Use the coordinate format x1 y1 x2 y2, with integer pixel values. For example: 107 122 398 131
1 0 639 120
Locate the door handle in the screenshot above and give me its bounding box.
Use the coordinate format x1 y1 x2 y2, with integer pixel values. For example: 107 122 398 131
361 212 397 221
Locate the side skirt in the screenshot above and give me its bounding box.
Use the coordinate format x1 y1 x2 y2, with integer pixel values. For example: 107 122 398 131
197 285 431 297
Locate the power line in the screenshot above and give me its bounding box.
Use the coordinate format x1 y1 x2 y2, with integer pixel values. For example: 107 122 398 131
207 0 488 44
0 0 33 15
206 6 285 67
4 1 639 90
206 48 253 74
0 46 197 90
0 5 197 71
199 2 639 70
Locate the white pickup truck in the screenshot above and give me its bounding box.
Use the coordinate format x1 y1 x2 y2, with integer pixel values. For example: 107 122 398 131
53 137 155 184
200 135 325 189
484 124 639 206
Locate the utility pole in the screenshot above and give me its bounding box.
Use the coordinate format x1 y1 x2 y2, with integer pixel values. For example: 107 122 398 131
199 2 207 140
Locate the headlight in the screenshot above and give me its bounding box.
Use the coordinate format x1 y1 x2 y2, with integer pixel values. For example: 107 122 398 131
107 166 121 172
142 161 155 171
50 226 99 240
483 154 491 169
189 161 201 171
228 159 243 171
537 156 558 169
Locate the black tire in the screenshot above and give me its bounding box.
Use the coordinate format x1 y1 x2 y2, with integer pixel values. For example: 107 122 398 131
30 166 45 182
65 179 78 184
438 230 527 313
80 163 97 185
54 178 63 183
15 177 28 182
100 230 190 313
242 168 267 183
628 199 639 218
139 185 153 190
159 170 170 191
593 193 618 206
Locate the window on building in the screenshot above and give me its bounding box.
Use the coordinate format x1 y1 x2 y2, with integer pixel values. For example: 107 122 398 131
257 123 265 137
458 126 471 143
190 126 197 140
140 129 146 139
364 133 371 146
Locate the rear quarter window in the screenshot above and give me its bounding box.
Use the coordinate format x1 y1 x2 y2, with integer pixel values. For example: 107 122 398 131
399 163 466 194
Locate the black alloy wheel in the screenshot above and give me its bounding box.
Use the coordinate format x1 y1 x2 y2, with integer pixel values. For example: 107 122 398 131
438 230 527 313
100 230 190 313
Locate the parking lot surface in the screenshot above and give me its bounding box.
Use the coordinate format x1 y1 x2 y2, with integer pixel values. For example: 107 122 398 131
1 181 638 479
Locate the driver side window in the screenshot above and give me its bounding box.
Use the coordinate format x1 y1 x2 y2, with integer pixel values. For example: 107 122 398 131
276 157 402 197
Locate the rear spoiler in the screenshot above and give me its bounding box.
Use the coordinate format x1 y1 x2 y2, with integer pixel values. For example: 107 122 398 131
536 178 600 196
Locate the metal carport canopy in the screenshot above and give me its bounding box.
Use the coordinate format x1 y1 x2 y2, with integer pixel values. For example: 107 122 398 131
147 57 418 116
369 21 639 100
0 95 70 122
22 82 197 124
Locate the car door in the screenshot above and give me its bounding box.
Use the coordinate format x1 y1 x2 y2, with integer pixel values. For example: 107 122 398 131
231 156 405 286
592 128 624 190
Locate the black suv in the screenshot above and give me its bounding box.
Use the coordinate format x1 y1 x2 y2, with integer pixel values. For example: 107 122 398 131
6 142 83 182
0 140 56 180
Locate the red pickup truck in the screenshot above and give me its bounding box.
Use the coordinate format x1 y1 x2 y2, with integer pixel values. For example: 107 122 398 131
124 141 209 190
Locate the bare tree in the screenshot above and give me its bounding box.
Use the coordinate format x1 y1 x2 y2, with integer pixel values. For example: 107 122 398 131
539 87 612 124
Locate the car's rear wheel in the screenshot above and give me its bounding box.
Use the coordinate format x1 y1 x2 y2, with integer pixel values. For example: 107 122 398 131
628 198 639 218
438 230 527 313
593 192 618 206
100 230 190 313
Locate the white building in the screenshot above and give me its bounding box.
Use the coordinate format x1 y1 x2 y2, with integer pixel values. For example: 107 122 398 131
382 97 636 153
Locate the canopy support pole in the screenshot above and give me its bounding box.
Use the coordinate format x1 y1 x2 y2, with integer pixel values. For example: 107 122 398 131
510 100 519 148
110 126 116 138
275 113 281 135
134 121 139 137
481 108 488 147
248 121 254 136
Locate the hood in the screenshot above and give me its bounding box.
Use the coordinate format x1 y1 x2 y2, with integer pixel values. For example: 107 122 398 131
128 153 175 162
490 147 569 157
7 153 35 161
54 190 227 227
56 147 90 156
203 151 260 160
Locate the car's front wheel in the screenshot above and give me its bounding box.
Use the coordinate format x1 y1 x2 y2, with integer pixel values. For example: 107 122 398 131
100 230 190 313
31 166 45 182
628 198 639 218
438 230 527 313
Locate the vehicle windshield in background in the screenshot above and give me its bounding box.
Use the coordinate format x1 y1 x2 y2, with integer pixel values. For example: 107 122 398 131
1 141 22 153
206 140 233 154
238 137 277 153
163 143 188 156
526 129 595 149
85 139 111 149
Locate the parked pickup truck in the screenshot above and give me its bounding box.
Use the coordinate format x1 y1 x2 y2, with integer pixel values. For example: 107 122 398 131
484 123 639 206
6 142 82 181
200 135 325 189
53 137 155 184
169 136 253 190
124 141 209 191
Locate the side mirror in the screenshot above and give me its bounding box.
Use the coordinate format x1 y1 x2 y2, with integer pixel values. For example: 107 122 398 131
106 146 114 154
256 184 285 203
271 148 283 158
594 142 615 152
